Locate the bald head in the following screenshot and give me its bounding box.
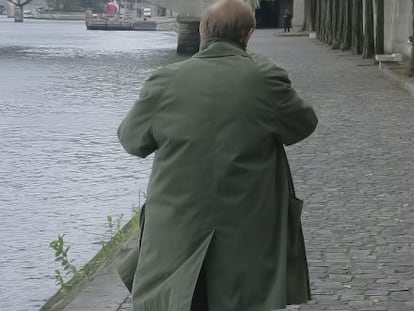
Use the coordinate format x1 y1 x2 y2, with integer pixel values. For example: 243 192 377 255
200 0 256 50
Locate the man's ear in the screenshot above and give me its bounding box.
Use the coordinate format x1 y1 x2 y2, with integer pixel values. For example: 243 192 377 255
243 28 255 45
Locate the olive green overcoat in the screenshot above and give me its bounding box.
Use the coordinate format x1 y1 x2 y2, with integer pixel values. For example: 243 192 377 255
117 41 318 311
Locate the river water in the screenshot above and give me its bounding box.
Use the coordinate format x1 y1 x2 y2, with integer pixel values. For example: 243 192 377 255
0 16 182 310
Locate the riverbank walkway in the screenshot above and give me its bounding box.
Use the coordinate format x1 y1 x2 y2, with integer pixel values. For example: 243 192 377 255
62 29 414 311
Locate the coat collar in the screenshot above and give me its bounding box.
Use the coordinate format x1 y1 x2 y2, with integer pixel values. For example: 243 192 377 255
193 40 252 60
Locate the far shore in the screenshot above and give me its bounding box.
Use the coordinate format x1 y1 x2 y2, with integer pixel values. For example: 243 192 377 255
4 11 86 21
7 12 178 23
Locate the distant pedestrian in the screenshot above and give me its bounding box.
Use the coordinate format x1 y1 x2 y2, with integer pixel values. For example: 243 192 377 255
283 9 292 32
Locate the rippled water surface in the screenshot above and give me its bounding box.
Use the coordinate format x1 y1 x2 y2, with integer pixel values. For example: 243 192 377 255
0 16 183 310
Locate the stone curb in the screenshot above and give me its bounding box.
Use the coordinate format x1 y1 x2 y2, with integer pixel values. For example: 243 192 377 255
274 31 310 38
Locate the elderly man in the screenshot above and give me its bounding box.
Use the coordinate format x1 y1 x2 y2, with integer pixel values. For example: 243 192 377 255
117 0 318 310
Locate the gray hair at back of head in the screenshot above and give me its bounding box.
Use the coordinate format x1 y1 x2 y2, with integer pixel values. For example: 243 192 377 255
200 0 256 48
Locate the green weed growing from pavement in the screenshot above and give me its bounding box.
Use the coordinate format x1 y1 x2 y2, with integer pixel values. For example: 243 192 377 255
44 207 142 309
49 234 79 290
49 190 146 293
106 214 124 240
100 213 124 257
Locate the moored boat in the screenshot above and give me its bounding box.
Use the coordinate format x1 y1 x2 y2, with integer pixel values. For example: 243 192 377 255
85 0 157 31
86 18 133 30
85 17 157 31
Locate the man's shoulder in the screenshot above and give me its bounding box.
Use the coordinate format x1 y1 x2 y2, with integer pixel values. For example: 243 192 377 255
248 52 289 82
152 59 190 77
143 59 191 89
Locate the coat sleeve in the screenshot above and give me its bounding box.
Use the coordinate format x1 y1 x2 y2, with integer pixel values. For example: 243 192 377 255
269 66 317 145
117 70 164 158
252 53 318 145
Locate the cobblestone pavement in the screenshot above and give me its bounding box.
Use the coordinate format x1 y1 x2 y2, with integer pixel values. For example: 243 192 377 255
117 29 414 311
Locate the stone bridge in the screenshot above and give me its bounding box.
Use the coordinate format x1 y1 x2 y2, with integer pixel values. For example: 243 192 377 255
149 0 216 54
150 0 213 17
